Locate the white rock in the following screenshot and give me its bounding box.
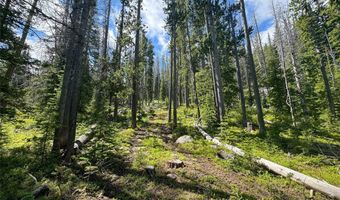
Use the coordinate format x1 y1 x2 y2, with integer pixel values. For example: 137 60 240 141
175 135 194 144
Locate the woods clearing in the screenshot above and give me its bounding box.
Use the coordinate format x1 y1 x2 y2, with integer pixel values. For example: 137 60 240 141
1 106 339 199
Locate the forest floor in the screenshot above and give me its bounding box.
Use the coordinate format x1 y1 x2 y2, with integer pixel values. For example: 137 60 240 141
0 106 339 199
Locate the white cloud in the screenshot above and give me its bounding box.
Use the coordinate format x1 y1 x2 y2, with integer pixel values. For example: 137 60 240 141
246 0 290 44
141 0 169 54
26 38 49 61
259 23 275 44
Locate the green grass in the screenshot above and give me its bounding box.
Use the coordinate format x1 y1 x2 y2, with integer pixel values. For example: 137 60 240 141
133 137 185 168
1 111 42 149
219 109 340 187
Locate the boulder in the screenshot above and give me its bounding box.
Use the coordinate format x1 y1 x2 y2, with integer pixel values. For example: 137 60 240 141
175 135 193 144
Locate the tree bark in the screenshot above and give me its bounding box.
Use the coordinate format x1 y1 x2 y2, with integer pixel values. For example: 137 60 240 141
231 15 247 128
185 67 190 108
273 3 296 127
205 0 225 123
282 14 308 116
168 37 173 123
95 0 111 115
254 14 269 92
172 0 177 127
320 56 336 120
131 0 142 128
240 0 266 135
52 0 93 162
186 20 201 119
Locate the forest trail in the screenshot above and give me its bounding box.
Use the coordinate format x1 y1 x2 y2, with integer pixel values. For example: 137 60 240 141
72 108 330 200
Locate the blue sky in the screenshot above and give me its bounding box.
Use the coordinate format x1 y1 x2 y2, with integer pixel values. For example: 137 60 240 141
127 0 289 56
26 0 288 60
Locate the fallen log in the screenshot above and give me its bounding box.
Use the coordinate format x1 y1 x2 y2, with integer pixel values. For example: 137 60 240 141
195 123 340 199
217 150 234 160
73 124 97 153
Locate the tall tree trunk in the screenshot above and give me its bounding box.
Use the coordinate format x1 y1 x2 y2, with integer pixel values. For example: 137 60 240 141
254 14 269 92
273 3 296 127
185 67 190 108
320 56 336 120
95 0 111 115
205 0 225 123
178 50 182 107
245 57 253 106
168 37 173 123
282 15 308 116
131 0 142 128
314 0 338 67
240 0 266 135
52 0 93 162
231 15 247 128
186 21 201 119
172 0 177 128
5 0 39 82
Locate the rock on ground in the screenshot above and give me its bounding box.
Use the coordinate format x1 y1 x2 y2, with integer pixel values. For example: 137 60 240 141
175 135 194 144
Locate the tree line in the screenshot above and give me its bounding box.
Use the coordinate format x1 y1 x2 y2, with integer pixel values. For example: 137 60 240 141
0 0 339 162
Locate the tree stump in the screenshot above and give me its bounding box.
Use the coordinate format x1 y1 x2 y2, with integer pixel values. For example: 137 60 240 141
145 166 155 177
168 159 184 168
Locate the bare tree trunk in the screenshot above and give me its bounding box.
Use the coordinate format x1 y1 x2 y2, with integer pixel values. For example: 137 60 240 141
231 15 247 128
245 57 253 106
178 50 182 107
172 0 177 128
5 0 39 81
168 37 173 123
186 21 201 119
131 0 142 128
314 0 338 67
113 1 126 120
273 3 296 127
95 0 111 114
205 0 225 123
185 68 190 108
240 0 266 135
320 56 336 120
282 14 308 116
254 14 269 91
52 0 93 162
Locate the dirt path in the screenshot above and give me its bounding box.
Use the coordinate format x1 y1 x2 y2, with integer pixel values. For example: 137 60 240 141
73 110 329 199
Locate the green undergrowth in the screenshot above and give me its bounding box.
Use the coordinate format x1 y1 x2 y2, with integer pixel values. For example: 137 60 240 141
1 110 42 149
133 137 185 168
219 109 340 187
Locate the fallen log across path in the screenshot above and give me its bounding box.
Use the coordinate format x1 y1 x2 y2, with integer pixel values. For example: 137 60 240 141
195 123 340 199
